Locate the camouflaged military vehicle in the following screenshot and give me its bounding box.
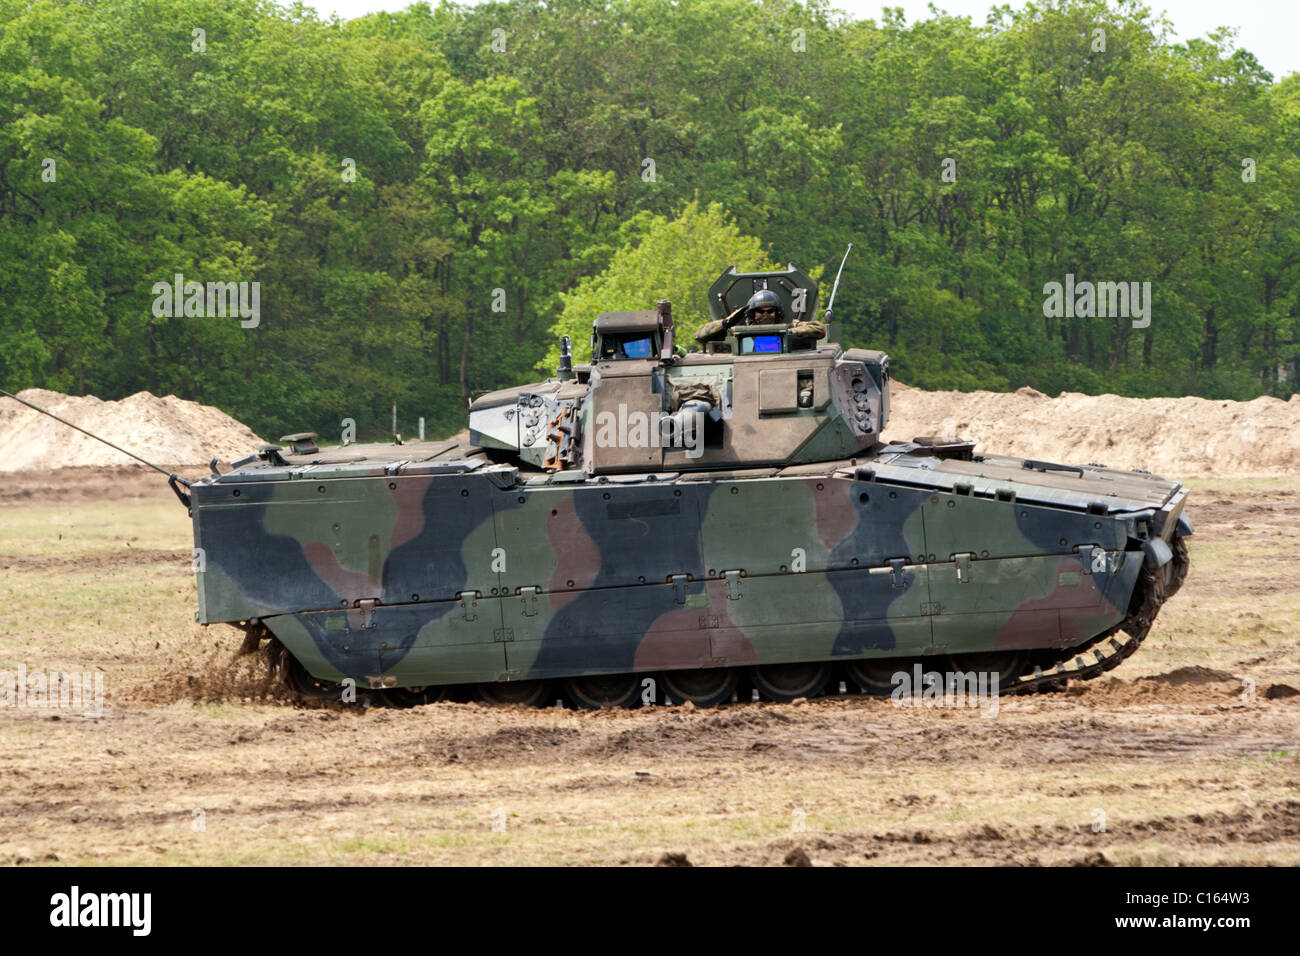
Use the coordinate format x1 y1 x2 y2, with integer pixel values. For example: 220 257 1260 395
181 264 1191 707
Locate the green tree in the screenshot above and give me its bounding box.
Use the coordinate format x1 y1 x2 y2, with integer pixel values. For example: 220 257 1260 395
541 200 777 369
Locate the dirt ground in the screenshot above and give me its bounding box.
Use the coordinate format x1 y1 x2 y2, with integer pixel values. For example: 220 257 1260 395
0 467 1297 866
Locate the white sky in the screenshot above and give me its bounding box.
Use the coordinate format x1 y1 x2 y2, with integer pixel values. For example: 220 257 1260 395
312 0 1298 79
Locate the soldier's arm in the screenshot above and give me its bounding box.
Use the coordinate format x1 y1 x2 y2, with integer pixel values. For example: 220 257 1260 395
694 319 727 343
693 307 746 344
789 320 826 340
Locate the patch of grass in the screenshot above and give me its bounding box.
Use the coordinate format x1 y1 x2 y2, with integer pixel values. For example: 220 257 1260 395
0 499 198 678
0 502 189 557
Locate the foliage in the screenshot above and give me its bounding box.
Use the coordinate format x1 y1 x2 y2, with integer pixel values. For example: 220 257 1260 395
0 0 1295 443
541 200 775 368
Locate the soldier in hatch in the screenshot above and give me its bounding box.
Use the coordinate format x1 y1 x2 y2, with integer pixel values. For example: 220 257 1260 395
693 289 826 346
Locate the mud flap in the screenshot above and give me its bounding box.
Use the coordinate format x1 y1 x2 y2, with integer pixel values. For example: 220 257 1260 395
1141 537 1173 569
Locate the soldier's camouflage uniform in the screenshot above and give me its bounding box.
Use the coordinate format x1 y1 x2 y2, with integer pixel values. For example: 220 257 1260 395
693 307 827 345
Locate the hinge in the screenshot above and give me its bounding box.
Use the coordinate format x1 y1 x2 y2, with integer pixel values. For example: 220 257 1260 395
954 552 973 583
724 569 743 600
518 585 540 617
347 598 378 630
889 558 907 589
457 591 480 622
670 573 690 605
494 628 514 643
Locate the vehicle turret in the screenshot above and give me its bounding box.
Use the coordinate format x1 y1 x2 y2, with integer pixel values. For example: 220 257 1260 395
467 266 891 474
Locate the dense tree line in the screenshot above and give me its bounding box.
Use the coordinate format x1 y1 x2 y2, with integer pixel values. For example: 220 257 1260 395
1 0 1296 442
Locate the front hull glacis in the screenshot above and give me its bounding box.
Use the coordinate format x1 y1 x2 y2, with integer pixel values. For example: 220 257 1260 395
189 444 1191 704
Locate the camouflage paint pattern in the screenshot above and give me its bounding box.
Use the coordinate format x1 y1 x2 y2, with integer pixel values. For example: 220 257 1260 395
191 454 1167 690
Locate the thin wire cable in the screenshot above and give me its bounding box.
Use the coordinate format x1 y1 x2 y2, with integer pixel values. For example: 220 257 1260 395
1 387 184 480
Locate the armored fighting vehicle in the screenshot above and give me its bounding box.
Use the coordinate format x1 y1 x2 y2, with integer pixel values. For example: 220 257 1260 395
181 264 1191 707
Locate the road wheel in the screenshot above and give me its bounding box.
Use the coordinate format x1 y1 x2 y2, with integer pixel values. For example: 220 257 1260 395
383 685 450 707
280 649 347 700
844 658 909 697
476 679 552 707
944 650 1027 689
662 668 738 708
565 673 643 709
750 661 831 702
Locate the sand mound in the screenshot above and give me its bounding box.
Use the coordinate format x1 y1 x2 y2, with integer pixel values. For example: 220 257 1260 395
0 389 264 472
887 383 1300 477
4 382 1297 477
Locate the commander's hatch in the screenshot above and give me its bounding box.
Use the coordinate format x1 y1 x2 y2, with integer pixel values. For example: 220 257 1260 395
708 264 819 322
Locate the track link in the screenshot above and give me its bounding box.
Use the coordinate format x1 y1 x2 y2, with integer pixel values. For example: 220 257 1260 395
996 539 1188 696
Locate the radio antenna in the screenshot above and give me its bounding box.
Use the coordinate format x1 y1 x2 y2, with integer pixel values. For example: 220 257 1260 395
823 242 854 323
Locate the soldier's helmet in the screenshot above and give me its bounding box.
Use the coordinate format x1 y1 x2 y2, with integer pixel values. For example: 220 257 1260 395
745 289 784 323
